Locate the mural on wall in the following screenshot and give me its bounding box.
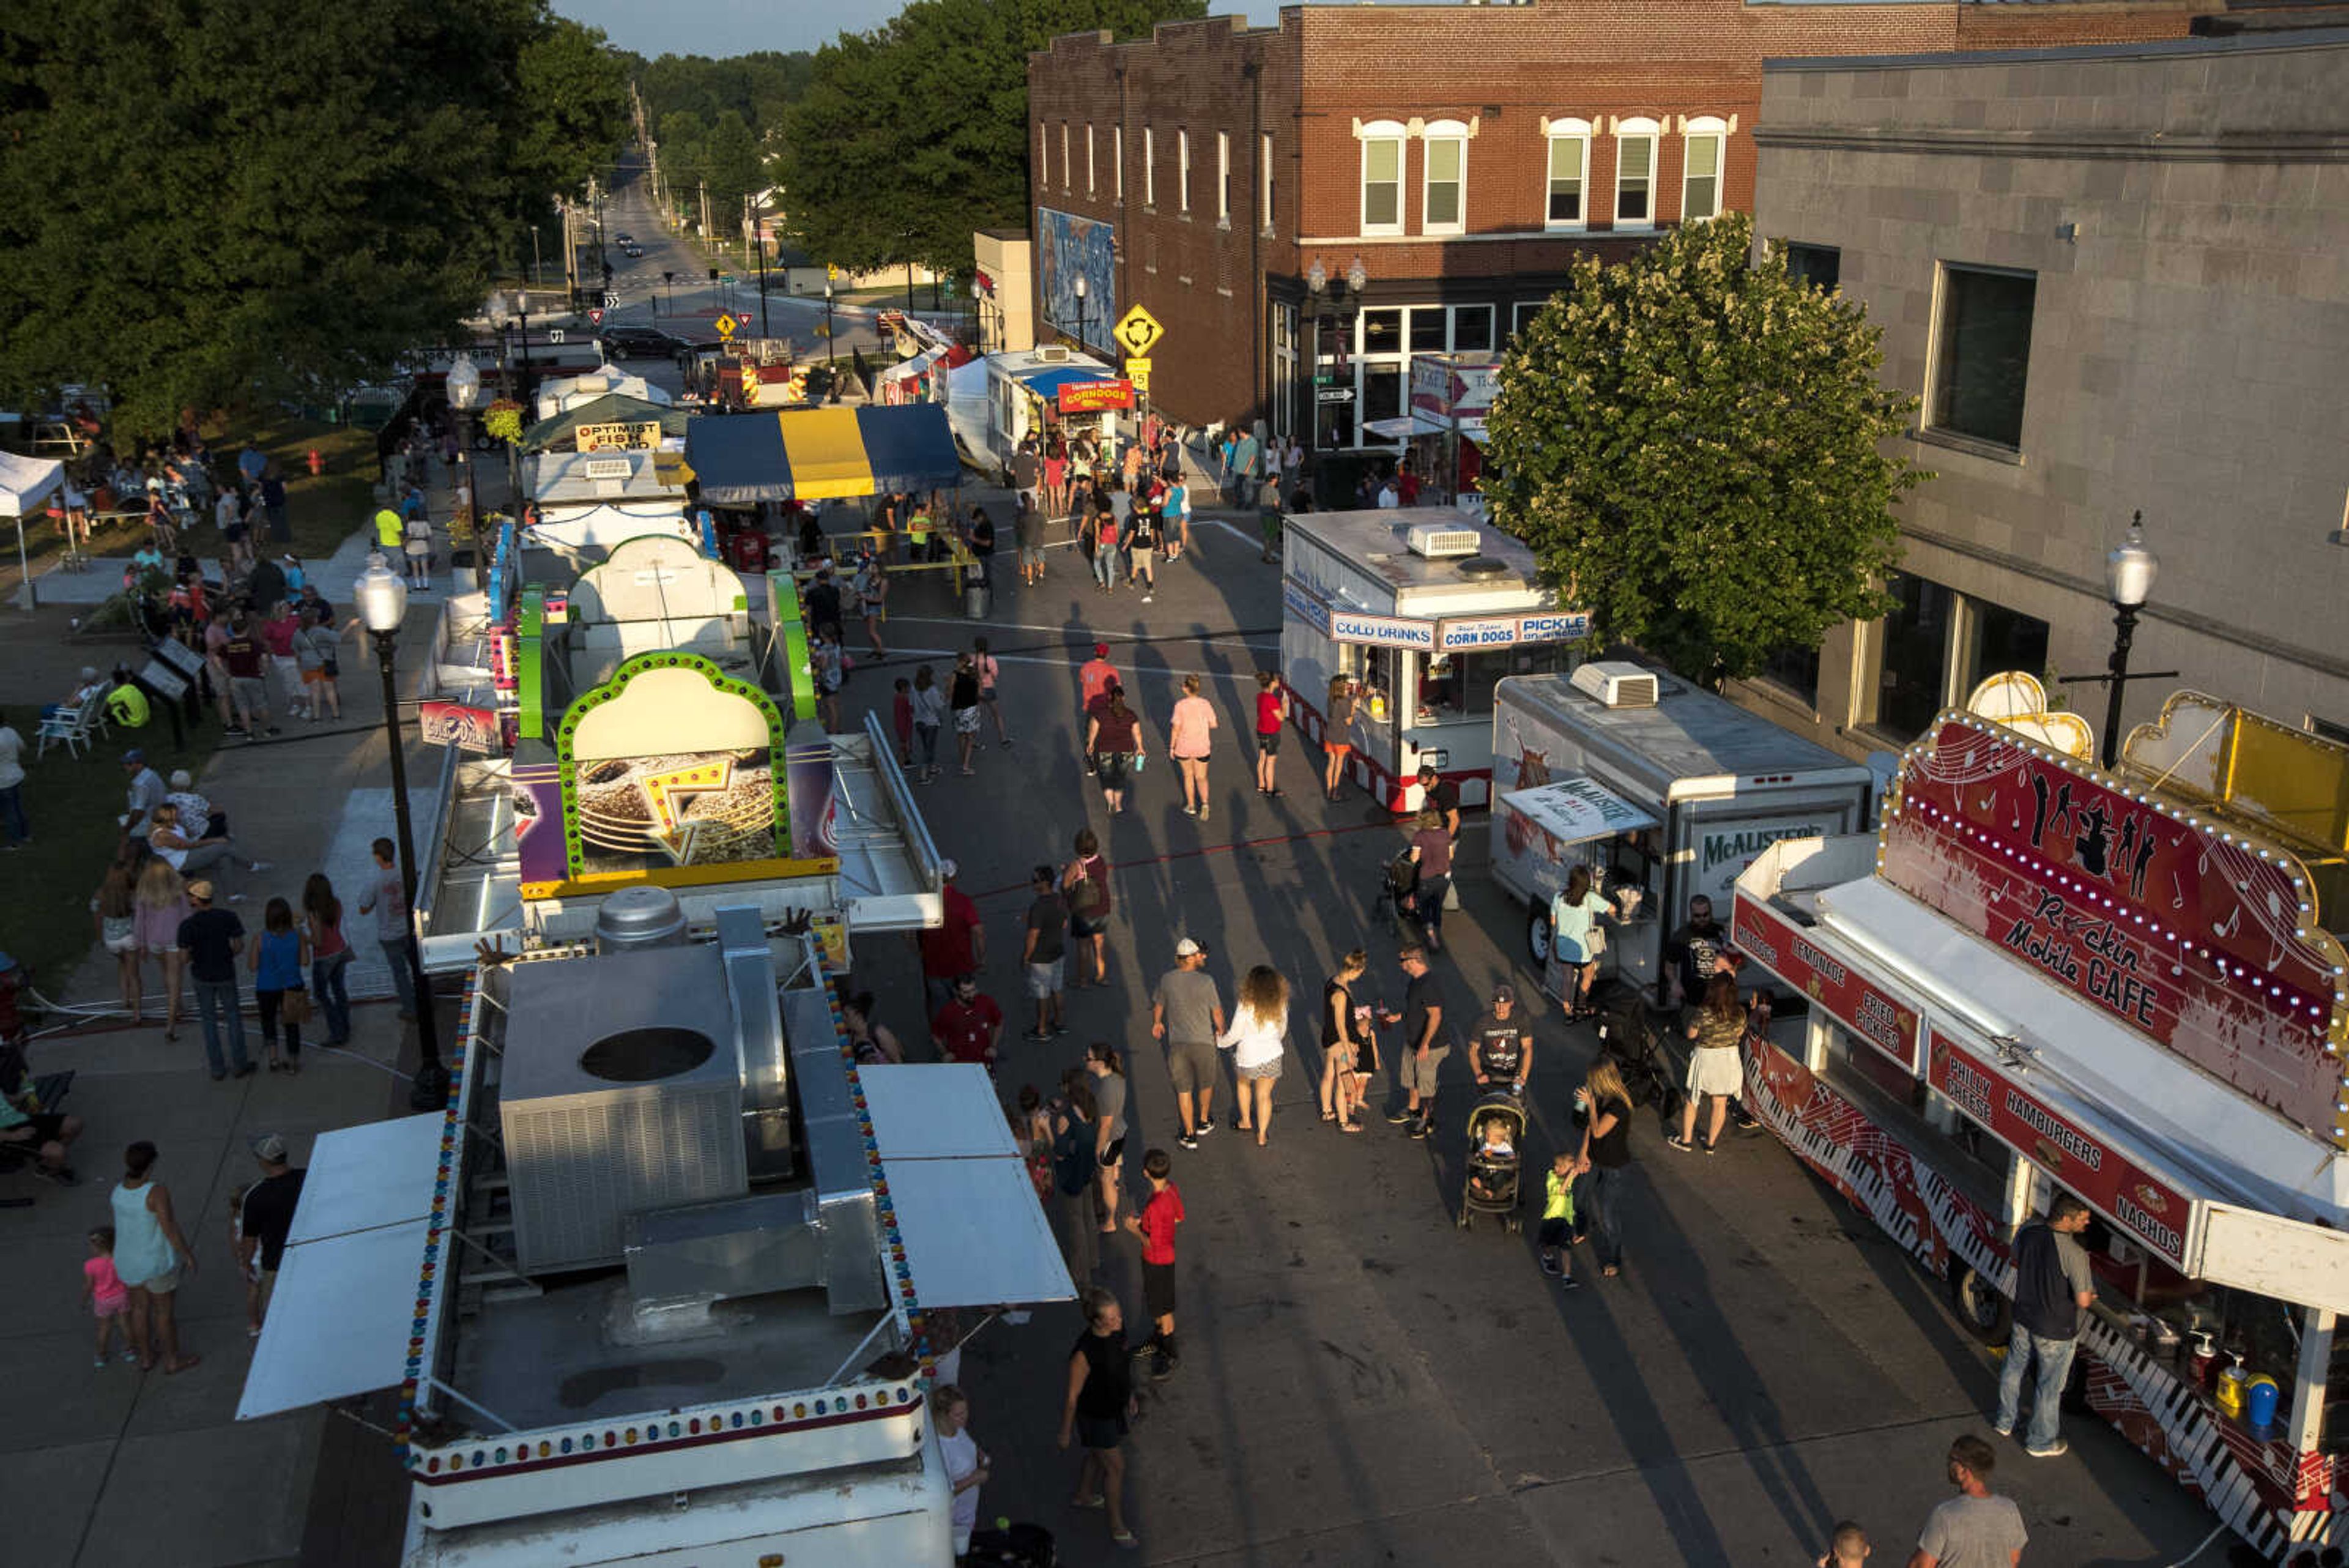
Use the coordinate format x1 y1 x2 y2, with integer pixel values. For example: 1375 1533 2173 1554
1037 207 1116 352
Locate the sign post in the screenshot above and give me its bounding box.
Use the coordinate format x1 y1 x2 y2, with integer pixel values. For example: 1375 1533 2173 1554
1113 307 1164 433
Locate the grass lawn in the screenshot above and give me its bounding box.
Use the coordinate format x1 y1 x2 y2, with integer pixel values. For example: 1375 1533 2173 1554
0 723 221 1015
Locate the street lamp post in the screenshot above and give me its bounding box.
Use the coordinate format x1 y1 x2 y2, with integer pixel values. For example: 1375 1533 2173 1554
2059 512 2176 768
1303 255 1367 455
1074 275 1088 355
350 558 445 1096
445 353 482 539
508 290 533 396
824 280 836 370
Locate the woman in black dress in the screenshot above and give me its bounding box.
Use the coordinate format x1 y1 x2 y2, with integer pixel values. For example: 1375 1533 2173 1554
1318 948 1370 1133
1059 1285 1140 1550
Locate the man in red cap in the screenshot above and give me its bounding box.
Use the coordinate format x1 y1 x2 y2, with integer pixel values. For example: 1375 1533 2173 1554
1079 642 1119 712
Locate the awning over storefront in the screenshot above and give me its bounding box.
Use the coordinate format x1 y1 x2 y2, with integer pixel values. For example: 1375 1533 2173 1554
684 404 962 505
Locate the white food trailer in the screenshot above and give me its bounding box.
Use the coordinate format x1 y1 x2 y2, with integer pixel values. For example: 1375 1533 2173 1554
1280 506 1587 812
978 347 1129 474
1486 666 1878 997
1727 691 2349 1559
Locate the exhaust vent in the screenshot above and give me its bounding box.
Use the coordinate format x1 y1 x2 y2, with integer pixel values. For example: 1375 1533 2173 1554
1570 661 1661 709
1406 522 1480 559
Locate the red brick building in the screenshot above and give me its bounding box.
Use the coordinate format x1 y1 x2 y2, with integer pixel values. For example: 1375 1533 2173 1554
1024 0 2207 461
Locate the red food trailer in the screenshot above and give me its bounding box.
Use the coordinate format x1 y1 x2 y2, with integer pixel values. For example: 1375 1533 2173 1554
1731 691 2349 1558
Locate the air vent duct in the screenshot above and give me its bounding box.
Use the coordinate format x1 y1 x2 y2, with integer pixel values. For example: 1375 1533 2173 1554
1570 661 1661 709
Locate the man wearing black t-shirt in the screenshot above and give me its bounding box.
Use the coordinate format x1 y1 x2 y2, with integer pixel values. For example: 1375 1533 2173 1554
237 1132 308 1325
1381 946 1447 1139
1469 984 1530 1095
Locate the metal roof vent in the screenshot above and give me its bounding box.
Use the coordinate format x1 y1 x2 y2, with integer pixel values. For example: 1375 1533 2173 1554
1406 522 1480 558
594 885 687 953
1455 555 1509 578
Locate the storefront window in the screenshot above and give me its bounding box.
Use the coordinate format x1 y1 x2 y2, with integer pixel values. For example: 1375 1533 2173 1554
1453 306 1494 352
1963 599 2050 693
1410 308 1448 352
1360 309 1403 357
1869 571 1955 741
1362 365 1403 431
1338 644 1398 725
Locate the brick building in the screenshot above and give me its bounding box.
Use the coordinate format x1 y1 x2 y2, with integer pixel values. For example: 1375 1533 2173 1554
1025 0 2209 465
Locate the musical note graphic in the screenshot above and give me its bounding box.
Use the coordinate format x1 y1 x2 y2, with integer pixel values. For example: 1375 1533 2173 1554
2170 874 2186 910
2212 907 2241 940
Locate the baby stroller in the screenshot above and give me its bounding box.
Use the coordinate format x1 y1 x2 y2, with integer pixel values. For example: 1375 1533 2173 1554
1457 1091 1527 1233
1374 847 1420 939
1593 986 1682 1120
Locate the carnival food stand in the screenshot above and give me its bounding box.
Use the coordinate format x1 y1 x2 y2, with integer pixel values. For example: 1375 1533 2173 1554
978 349 1129 472
1278 506 1585 811
1729 688 2349 1558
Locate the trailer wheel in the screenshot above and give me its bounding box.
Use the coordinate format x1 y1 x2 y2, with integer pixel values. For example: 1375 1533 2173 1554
1527 907 1551 967
1948 1262 2013 1347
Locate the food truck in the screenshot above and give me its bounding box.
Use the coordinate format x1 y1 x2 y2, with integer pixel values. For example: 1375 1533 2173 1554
978 347 1130 475
1280 507 1586 811
1486 666 1879 994
1727 686 2349 1558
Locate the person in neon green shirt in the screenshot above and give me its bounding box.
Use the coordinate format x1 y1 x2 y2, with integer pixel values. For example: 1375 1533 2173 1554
373 507 403 551
1538 1151 1579 1288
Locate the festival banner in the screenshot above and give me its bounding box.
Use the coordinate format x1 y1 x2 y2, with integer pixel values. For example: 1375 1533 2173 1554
1732 892 1923 1072
418 701 499 756
1056 379 1135 414
1881 715 2343 1141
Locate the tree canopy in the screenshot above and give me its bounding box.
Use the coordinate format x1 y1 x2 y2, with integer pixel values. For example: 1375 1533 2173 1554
1482 212 1927 685
0 0 628 434
626 50 814 139
773 0 1204 277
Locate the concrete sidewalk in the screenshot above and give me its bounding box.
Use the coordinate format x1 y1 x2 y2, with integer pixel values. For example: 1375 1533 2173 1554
2 466 479 1568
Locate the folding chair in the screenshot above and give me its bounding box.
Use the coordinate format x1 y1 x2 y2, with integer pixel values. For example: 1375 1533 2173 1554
34 688 110 760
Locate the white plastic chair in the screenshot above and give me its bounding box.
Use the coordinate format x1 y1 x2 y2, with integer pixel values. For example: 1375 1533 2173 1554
34 689 109 760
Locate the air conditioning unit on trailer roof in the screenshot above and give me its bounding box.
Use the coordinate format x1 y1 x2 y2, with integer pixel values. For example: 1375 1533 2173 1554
1034 346 1071 363
1406 522 1480 558
1571 661 1661 709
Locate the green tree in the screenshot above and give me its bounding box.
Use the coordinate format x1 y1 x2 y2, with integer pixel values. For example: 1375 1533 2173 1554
774 0 1204 277
1483 212 1927 685
514 18 633 208
0 0 626 435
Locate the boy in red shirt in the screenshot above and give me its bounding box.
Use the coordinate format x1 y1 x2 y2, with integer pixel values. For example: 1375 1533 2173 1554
1122 1147 1184 1379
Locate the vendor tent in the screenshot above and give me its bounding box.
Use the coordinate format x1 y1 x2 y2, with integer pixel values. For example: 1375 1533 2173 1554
0 450 65 608
685 404 961 506
519 393 692 455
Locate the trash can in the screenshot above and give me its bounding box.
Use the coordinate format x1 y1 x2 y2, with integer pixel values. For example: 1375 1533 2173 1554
965 580 993 619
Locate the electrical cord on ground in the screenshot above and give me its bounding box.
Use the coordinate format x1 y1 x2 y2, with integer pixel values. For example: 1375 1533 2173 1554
2158 1520 2229 1568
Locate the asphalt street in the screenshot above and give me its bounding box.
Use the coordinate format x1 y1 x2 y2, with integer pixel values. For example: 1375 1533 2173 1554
829 537 2226 1567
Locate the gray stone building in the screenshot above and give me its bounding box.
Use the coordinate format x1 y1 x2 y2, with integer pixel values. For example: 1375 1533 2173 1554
1732 28 2349 758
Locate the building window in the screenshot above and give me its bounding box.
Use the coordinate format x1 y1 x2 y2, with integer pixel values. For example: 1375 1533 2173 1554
1260 132 1274 229
1038 124 1049 189
1359 121 1405 236
1273 303 1297 440
1784 242 1840 291
1545 120 1590 228
1961 599 2050 696
2311 716 2349 746
1682 117 1726 223
1085 124 1095 196
1422 120 1468 235
1061 123 1071 191
1143 126 1154 207
1759 642 1821 709
1868 571 1958 741
1113 125 1123 201
1177 130 1191 213
1217 130 1230 224
1930 264 2036 450
1511 300 1545 338
1614 118 1658 226
1453 305 1494 352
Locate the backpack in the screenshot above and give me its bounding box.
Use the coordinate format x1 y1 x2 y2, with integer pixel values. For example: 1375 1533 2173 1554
1069 860 1109 918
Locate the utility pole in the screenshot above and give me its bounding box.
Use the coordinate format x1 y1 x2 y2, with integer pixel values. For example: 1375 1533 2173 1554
699 182 711 256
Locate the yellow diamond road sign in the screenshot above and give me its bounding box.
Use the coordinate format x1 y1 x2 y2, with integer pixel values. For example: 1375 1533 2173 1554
1113 305 1163 360
714 313 738 338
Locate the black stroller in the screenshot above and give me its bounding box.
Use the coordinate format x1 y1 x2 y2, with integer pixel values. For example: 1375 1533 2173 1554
1592 984 1683 1120
1457 1091 1527 1233
1374 846 1421 940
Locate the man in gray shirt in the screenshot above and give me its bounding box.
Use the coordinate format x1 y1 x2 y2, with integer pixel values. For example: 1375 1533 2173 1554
1151 938 1225 1150
120 749 168 834
1912 1434 2027 1568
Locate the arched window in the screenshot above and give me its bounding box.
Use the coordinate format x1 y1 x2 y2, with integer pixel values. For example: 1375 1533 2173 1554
1614 116 1660 227
1542 116 1592 228
1422 118 1469 235
1683 116 1727 223
1356 119 1406 236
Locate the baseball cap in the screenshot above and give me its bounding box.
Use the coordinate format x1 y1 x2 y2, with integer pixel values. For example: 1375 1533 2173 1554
251 1133 288 1163
1093 641 1110 656
186 879 216 902
938 857 958 879
122 748 145 764
1492 983 1516 1005
1174 937 1204 957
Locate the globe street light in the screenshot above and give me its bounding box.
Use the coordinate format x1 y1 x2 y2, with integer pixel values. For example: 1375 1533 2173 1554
445 352 482 541
2100 513 2159 768
351 556 445 1090
1074 274 1088 355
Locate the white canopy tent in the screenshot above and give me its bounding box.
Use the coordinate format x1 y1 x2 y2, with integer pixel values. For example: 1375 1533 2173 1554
0 450 65 609
534 368 676 422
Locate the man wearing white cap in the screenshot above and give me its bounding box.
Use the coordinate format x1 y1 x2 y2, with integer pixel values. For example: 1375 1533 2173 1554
237 1134 307 1328
1152 938 1225 1150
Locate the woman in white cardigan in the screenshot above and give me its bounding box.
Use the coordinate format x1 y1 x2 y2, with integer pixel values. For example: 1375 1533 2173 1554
1218 965 1291 1148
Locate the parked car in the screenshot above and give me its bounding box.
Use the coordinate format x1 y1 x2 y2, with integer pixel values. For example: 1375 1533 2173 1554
614 231 634 245
597 326 683 361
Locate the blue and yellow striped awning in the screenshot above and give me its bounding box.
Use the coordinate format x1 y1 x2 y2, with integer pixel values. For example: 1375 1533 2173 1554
684 404 961 506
